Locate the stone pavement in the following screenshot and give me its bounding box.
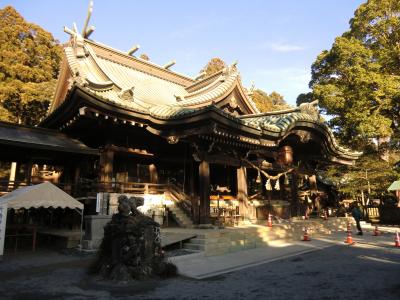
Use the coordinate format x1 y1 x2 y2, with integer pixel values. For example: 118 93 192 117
169 227 400 279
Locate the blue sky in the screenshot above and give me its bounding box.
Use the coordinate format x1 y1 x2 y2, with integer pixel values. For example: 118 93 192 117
2 0 365 105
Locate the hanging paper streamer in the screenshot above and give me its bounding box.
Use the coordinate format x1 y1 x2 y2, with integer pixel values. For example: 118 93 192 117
284 174 289 185
274 179 280 190
256 170 261 183
265 178 272 191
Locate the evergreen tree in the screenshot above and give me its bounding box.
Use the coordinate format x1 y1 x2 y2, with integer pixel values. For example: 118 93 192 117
296 92 313 106
310 0 400 201
0 6 62 125
310 0 400 150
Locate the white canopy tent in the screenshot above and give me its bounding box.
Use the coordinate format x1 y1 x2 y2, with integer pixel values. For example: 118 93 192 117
0 182 83 210
0 182 84 257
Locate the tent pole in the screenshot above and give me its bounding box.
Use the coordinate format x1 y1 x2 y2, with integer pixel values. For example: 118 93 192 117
75 208 84 252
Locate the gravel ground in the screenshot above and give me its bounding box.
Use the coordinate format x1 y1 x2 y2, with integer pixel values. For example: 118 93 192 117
0 244 399 300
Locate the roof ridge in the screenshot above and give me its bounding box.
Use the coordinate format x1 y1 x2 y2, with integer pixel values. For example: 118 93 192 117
84 39 195 85
185 69 225 91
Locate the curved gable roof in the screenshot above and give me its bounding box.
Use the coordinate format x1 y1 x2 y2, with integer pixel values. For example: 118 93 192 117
49 37 259 116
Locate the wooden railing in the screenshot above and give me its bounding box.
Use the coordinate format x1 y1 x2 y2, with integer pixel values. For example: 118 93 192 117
0 179 194 221
167 183 194 220
0 180 167 196
1 180 190 206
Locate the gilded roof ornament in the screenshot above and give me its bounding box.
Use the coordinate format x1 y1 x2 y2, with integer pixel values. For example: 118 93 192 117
299 100 319 119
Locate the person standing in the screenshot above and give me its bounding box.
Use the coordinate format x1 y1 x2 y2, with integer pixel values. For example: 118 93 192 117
351 203 363 235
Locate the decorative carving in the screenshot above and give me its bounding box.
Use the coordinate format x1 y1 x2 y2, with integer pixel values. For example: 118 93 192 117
207 141 215 153
296 131 312 143
174 94 185 102
167 136 179 144
74 75 87 87
229 96 238 109
119 87 135 101
215 185 231 193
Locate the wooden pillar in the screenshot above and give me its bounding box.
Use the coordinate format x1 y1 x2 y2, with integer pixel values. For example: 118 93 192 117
189 161 195 197
8 162 17 190
72 163 81 195
62 164 72 194
190 161 199 224
24 161 32 185
199 160 210 224
237 166 249 220
149 164 158 184
100 147 114 191
290 173 299 217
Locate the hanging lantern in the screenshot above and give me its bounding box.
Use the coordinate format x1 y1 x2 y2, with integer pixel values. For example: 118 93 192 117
284 174 289 185
274 178 280 190
277 145 293 165
265 178 272 191
256 170 261 183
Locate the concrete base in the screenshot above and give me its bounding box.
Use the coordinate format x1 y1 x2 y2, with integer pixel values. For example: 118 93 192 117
82 215 111 250
82 239 103 250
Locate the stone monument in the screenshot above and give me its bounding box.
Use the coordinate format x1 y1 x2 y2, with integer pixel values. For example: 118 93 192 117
92 195 176 280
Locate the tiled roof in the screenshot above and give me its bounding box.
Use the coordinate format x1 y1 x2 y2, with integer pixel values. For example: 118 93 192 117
49 34 360 160
55 37 259 118
0 121 97 155
239 105 362 158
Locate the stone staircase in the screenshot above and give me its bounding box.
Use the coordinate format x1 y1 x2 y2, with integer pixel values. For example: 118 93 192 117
183 224 304 256
166 202 194 228
182 217 355 256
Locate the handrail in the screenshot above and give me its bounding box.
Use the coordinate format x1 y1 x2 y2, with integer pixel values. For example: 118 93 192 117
166 183 194 221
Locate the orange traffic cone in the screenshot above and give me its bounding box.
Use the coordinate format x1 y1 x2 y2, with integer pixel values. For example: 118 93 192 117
345 231 354 244
267 214 273 227
372 226 381 236
302 227 311 241
395 232 400 248
345 222 354 244
344 222 354 245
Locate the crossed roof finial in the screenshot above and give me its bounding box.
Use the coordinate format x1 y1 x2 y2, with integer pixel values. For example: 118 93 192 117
64 0 95 40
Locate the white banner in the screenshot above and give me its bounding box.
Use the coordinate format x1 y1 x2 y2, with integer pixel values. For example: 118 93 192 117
96 193 101 213
0 203 8 259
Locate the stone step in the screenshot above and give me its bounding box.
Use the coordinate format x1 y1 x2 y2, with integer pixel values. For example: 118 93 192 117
184 243 206 251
